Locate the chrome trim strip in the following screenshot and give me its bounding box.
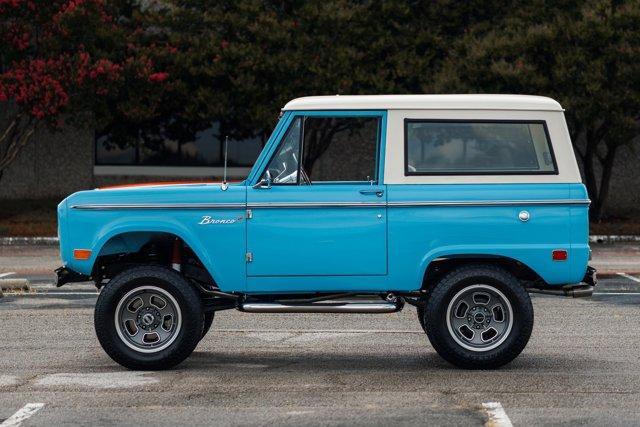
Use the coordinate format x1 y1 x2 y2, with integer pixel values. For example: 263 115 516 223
387 199 591 207
71 203 245 210
246 201 386 209
71 199 590 210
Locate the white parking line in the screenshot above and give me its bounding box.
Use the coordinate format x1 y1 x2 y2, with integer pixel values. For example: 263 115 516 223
0 272 15 278
482 401 512 427
0 403 45 427
593 292 640 296
617 272 640 283
28 292 99 296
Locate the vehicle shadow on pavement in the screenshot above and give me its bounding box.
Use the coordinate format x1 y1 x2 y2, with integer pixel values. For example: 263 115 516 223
184 350 606 373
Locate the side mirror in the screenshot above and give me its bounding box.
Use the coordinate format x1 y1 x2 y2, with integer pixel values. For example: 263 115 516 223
252 177 272 189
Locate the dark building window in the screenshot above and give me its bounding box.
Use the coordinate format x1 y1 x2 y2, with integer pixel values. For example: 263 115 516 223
95 122 263 167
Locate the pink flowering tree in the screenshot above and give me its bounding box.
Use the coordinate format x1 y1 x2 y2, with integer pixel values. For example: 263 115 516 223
0 0 171 181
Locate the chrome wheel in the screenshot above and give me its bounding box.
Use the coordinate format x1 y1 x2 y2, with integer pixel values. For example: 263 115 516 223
114 286 182 353
446 284 513 352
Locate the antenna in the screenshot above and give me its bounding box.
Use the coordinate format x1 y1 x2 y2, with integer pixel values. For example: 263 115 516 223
221 135 229 191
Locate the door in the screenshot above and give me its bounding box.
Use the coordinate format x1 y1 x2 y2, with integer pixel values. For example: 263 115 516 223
246 112 387 281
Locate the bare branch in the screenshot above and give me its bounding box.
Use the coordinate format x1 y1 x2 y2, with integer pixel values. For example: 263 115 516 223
0 117 19 146
0 125 36 171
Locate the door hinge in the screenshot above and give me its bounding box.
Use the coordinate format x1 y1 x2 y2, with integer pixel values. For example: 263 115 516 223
245 252 253 263
246 209 253 219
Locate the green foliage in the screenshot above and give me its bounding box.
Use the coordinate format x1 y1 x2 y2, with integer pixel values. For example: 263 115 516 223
0 0 173 175
3 0 638 218
147 0 639 219
434 0 640 219
141 0 515 139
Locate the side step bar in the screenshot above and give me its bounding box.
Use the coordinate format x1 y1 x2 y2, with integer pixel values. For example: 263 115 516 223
528 285 594 298
239 300 403 314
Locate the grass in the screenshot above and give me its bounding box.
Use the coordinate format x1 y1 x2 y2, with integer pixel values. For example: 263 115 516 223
589 219 640 236
1 199 640 237
0 199 59 237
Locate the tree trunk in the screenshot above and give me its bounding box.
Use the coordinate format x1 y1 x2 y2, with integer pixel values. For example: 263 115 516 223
593 144 618 221
0 116 36 185
581 130 601 221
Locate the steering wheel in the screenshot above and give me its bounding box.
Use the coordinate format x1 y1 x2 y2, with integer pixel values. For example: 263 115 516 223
300 167 311 185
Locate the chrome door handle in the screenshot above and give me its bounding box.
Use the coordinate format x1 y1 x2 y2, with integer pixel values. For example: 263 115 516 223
359 189 384 197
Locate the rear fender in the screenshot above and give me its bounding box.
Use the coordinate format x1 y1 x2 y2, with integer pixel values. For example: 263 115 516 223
417 244 581 287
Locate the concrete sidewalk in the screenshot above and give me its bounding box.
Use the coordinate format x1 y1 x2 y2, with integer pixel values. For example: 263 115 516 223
588 242 640 274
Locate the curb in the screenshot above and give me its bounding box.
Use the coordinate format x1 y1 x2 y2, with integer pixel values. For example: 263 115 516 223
0 237 58 246
1 235 639 245
589 235 640 243
0 278 31 292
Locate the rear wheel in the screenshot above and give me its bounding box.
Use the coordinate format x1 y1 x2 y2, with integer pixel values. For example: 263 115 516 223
95 265 204 370
423 264 533 369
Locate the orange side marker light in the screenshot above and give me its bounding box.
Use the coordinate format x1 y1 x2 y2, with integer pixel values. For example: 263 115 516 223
73 249 92 260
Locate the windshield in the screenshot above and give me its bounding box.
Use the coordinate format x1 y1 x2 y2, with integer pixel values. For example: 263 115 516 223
262 117 301 184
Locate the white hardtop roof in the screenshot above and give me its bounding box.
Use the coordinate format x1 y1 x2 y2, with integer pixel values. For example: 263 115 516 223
283 94 563 112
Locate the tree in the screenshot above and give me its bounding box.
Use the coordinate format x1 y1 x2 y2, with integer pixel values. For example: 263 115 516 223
140 0 516 144
5 0 637 222
0 0 171 182
434 0 640 220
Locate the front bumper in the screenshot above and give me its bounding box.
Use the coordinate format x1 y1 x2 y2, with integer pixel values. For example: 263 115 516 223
54 266 90 287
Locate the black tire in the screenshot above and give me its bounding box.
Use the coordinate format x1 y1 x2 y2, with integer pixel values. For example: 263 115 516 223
95 265 204 370
201 312 215 339
417 306 427 333
423 264 534 369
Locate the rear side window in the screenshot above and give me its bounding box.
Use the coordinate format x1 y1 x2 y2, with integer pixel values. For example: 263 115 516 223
405 120 557 175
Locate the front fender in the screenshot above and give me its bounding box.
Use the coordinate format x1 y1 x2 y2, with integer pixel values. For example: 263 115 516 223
59 184 247 292
64 214 243 291
67 217 211 276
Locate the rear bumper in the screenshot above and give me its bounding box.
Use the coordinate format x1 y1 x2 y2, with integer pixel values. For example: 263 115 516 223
528 266 597 298
582 266 597 287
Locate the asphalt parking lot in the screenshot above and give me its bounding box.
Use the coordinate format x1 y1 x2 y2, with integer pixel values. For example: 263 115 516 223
1 244 639 426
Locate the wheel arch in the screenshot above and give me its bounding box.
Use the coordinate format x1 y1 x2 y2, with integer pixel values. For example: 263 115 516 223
89 225 220 286
420 253 545 292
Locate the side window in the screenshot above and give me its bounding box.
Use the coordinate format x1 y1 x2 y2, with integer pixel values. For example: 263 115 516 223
405 120 557 175
263 117 301 184
301 116 379 182
263 115 380 185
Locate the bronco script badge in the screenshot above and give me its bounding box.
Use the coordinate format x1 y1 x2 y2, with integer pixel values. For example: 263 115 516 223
198 215 242 225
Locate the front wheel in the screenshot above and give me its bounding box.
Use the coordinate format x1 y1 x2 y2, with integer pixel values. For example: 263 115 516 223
95 266 204 370
201 312 215 340
423 265 534 369
417 306 427 333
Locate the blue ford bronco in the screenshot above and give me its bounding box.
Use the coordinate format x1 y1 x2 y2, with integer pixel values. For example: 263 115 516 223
56 95 596 370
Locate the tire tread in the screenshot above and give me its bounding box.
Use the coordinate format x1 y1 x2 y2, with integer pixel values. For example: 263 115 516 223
423 264 534 369
94 265 203 370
